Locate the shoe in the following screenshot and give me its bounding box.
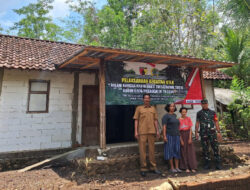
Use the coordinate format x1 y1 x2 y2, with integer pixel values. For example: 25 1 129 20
203 161 210 170
140 171 146 177
215 162 222 170
203 164 211 170
151 170 162 175
176 168 182 173
170 169 177 173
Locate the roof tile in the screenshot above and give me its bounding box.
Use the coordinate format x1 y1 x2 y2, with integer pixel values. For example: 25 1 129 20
0 34 233 80
203 71 232 80
0 34 83 71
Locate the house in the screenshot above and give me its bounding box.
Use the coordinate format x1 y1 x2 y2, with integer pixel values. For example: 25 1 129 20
0 34 233 154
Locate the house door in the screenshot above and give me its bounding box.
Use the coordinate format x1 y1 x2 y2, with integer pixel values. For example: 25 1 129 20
82 85 99 146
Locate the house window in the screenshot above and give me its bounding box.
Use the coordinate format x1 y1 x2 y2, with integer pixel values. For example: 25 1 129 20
27 80 50 113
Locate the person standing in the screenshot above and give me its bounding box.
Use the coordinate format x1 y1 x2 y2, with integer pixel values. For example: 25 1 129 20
179 107 197 173
133 94 161 177
195 99 222 170
162 103 181 173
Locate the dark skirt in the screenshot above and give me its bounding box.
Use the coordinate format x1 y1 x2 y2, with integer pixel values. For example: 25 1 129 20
179 130 197 170
164 134 181 160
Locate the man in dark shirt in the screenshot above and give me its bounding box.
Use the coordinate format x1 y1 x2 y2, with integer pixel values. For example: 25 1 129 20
195 99 222 170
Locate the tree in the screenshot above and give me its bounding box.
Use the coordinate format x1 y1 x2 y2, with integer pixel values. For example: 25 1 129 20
129 0 220 56
11 0 62 40
65 0 140 46
218 27 250 87
67 0 220 57
219 0 250 29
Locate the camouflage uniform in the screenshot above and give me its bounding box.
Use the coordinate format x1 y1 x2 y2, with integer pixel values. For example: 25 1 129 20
196 109 221 163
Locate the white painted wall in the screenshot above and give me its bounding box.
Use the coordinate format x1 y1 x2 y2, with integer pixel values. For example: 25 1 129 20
156 80 216 132
0 69 74 153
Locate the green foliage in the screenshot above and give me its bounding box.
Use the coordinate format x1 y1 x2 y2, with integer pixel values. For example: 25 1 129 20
66 0 220 57
213 27 250 88
219 0 250 29
229 77 250 112
225 77 250 139
219 27 249 64
11 0 62 40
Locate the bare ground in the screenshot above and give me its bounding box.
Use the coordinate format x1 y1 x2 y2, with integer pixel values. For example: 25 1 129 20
0 141 249 190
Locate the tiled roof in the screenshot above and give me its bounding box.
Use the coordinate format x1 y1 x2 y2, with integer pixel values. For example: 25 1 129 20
203 71 232 80
0 34 83 70
0 34 235 80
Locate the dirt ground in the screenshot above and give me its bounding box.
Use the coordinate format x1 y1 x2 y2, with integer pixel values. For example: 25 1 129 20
0 141 249 190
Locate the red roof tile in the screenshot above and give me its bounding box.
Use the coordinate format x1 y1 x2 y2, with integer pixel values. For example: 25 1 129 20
0 34 83 71
0 34 234 81
203 71 232 80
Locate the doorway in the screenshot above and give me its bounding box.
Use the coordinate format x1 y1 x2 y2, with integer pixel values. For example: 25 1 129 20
82 85 99 146
106 105 136 144
82 85 136 145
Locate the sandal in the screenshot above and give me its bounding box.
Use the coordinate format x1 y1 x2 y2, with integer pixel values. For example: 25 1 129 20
176 168 182 173
170 169 177 173
191 169 196 173
186 169 190 173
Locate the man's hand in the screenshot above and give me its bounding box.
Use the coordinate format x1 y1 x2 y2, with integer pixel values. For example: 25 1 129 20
135 132 139 140
163 136 168 142
156 131 160 139
217 133 222 142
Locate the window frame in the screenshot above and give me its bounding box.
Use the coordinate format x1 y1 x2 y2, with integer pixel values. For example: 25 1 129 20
27 80 50 113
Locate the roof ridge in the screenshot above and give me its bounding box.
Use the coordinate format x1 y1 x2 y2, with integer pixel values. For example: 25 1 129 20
0 33 85 47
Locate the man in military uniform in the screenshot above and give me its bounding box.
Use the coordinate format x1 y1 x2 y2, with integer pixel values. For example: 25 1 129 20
195 99 222 170
134 94 161 177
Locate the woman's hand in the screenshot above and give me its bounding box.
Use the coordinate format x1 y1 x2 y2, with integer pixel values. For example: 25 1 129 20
195 133 199 140
180 139 184 146
188 138 192 144
163 136 168 142
217 133 222 142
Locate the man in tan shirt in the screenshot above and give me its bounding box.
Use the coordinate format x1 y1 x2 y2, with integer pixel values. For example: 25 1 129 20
133 94 161 177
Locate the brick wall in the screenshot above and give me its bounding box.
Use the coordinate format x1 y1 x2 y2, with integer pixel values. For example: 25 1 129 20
0 69 74 153
179 174 250 190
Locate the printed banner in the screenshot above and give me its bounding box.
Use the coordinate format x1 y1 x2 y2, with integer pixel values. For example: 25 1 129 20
105 61 202 105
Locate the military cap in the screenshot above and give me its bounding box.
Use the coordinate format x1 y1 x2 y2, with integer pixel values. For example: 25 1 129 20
201 99 208 104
